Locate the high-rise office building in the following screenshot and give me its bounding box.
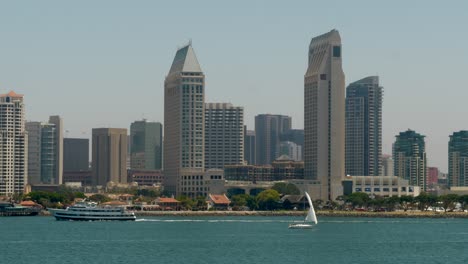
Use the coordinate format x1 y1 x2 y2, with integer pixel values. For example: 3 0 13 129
244 126 256 165
304 30 345 200
92 128 127 186
164 43 205 195
448 130 468 187
255 114 291 165
280 141 302 161
381 154 394 176
48 115 63 184
0 91 27 195
26 116 63 185
427 166 439 188
130 120 163 170
345 76 382 176
393 129 427 191
205 103 243 169
64 138 89 171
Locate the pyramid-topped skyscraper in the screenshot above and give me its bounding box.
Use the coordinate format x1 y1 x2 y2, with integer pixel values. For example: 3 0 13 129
164 44 205 196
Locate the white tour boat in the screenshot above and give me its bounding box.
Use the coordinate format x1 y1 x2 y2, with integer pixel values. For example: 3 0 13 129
288 191 318 229
48 201 136 221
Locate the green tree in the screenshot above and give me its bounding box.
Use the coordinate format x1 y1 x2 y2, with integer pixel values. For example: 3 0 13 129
459 195 468 211
415 192 438 211
439 194 459 212
89 194 111 203
345 192 370 209
399 195 414 211
271 183 300 195
384 196 400 211
177 195 195 210
256 189 280 210
195 196 207 210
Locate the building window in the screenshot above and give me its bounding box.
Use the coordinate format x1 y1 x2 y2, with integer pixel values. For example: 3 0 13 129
333 46 341 57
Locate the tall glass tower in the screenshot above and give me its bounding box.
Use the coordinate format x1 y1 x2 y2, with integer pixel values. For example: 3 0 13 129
304 30 345 201
164 44 205 195
393 129 427 191
448 131 468 187
345 76 383 176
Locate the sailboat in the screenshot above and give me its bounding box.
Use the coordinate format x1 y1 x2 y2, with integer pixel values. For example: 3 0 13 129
288 191 317 229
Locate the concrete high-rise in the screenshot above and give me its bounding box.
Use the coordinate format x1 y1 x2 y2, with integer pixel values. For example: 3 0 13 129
304 30 345 200
164 44 205 195
280 141 302 161
48 115 63 184
0 91 27 195
345 76 382 176
393 129 427 191
381 154 394 176
205 103 243 169
26 116 63 185
130 120 163 170
255 114 291 165
448 131 468 187
64 138 89 171
92 128 127 186
244 126 256 165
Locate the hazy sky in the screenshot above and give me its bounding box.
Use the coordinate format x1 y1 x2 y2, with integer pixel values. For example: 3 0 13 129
1 0 467 172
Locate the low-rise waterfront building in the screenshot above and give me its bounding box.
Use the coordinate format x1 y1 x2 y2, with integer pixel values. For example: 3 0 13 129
342 175 421 197
127 169 163 186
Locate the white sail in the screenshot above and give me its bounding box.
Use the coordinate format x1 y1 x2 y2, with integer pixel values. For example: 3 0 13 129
304 192 318 224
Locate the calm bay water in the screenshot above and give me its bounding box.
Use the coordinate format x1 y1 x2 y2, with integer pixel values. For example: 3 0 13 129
1 216 468 264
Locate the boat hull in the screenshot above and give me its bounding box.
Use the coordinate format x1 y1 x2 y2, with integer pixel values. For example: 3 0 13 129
48 208 136 221
288 223 314 229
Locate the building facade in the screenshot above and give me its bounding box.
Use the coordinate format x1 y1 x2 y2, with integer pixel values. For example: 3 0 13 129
244 127 255 165
279 141 302 161
224 158 304 182
304 29 345 200
64 138 89 171
205 103 244 169
255 114 291 165
164 44 205 195
448 131 468 187
345 76 382 176
130 120 163 170
26 116 63 185
393 129 427 191
91 128 128 186
0 91 28 195
381 154 394 176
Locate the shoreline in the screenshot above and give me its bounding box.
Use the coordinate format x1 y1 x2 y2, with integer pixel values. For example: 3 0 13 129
38 210 468 218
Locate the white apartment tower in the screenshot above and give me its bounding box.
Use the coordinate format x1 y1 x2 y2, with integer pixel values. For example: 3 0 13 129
304 30 345 201
164 44 205 196
0 91 28 195
205 103 244 169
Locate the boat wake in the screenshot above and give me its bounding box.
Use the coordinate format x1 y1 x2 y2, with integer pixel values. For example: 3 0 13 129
135 219 293 223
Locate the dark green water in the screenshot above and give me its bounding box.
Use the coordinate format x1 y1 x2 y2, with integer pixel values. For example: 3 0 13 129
1 216 468 264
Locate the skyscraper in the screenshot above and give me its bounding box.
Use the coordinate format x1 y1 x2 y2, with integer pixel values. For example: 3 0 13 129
244 126 256 165
304 30 345 200
0 91 27 195
393 129 427 191
448 130 468 187
255 114 291 165
64 138 89 171
164 43 205 195
205 103 244 169
345 76 383 176
92 128 127 186
279 141 302 161
26 116 64 185
48 115 63 184
130 120 163 170
381 154 394 176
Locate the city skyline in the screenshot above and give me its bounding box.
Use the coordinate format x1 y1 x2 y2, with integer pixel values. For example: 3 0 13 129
1 1 468 172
